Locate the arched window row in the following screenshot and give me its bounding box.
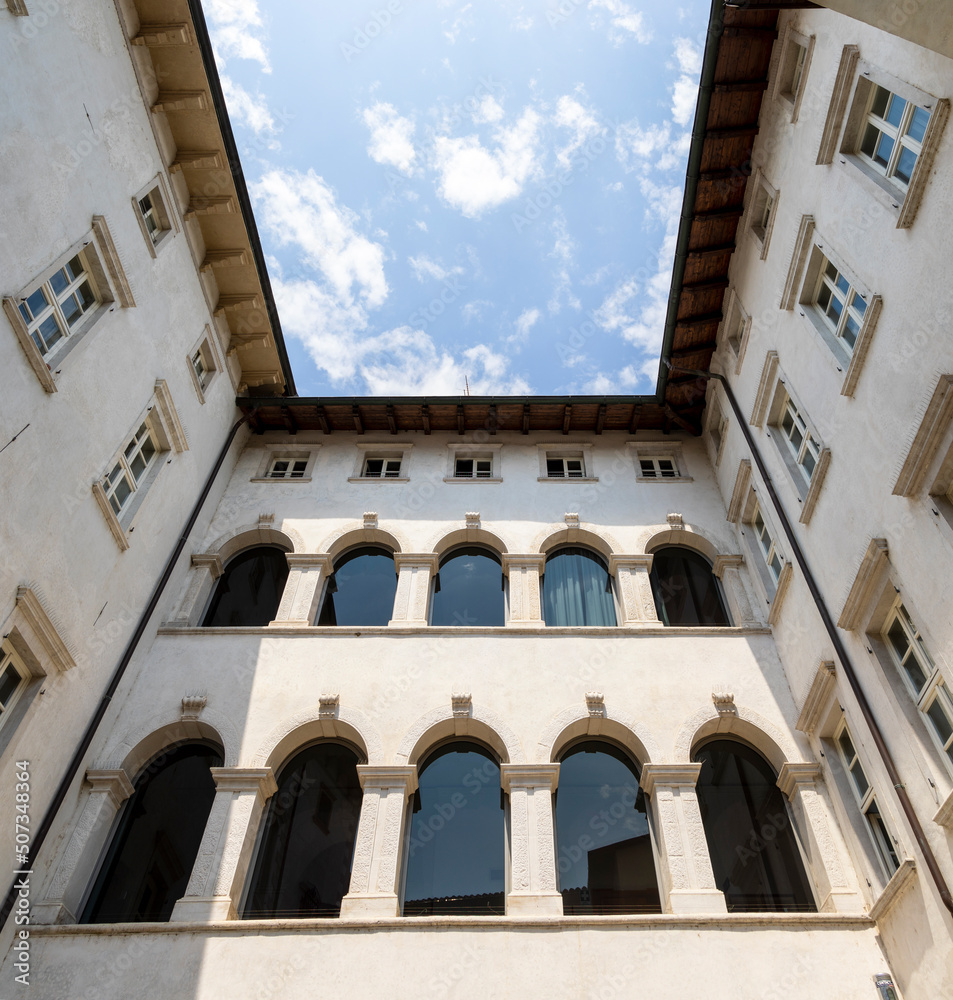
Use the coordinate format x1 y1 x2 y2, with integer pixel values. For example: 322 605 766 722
74 734 823 924
195 541 736 629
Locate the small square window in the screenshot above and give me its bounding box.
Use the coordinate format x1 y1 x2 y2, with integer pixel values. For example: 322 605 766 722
859 85 930 189
748 176 777 257
269 458 309 479
753 503 784 585
132 177 174 255
102 421 161 517
547 455 584 478
455 457 493 478
0 647 29 730
363 457 402 478
639 457 677 479
778 397 822 484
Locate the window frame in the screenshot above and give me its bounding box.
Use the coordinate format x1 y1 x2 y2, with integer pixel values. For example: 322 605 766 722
721 288 752 374
536 443 597 482
628 441 692 483
746 171 778 260
132 174 177 256
101 420 162 519
349 443 412 484
738 490 792 624
857 84 930 191
445 443 502 483
251 444 319 483
772 24 814 123
186 327 223 404
0 646 31 733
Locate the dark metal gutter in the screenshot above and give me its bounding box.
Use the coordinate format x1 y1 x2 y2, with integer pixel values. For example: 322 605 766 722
0 417 249 933
185 0 297 397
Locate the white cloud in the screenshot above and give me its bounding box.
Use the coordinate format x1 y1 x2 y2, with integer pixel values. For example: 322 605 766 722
588 0 651 45
674 36 702 75
583 366 641 393
472 95 505 124
433 108 543 217
462 300 492 323
414 220 429 232
553 95 605 170
443 2 474 43
408 254 464 283
363 102 417 174
220 76 275 135
205 0 271 71
671 38 703 126
509 307 540 345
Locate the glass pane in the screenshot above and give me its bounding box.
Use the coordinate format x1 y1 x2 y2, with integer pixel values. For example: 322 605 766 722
317 547 397 626
826 295 843 324
849 759 869 798
543 547 617 627
870 86 890 119
770 552 783 579
695 741 816 912
61 293 83 326
38 315 63 351
25 286 50 318
65 255 84 280
556 742 660 914
894 146 917 185
364 459 383 477
0 663 22 708
884 93 906 127
81 744 222 923
649 546 729 626
925 696 953 748
659 460 676 477
77 280 96 311
907 106 929 143
800 449 816 479
111 475 132 512
824 260 838 281
852 294 867 317
835 274 850 295
271 461 290 477
547 458 564 477
455 459 473 477
202 546 290 627
291 461 308 477
837 729 856 764
788 422 804 453
865 802 899 874
243 743 362 918
567 459 583 477
873 132 895 168
403 744 505 915
49 267 70 295
639 460 656 477
860 123 879 158
843 315 859 349
430 548 504 627
476 460 492 477
816 284 831 312
383 460 401 477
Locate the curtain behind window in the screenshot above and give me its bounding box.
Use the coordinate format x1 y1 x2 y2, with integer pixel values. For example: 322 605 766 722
543 548 616 627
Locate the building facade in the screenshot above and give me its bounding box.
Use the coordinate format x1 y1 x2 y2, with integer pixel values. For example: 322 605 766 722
0 2 951 999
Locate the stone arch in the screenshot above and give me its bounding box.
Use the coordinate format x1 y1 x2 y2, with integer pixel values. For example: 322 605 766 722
431 527 508 561
638 523 724 563
536 704 661 767
674 703 805 774
396 703 524 765
205 522 303 564
97 710 235 776
534 525 619 562
322 525 405 565
252 704 383 771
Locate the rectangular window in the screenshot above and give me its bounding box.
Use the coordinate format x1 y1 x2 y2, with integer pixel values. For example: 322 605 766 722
546 455 584 478
363 457 402 478
780 41 808 103
454 457 492 478
835 721 900 880
0 648 29 728
102 421 160 516
779 397 822 483
139 193 162 246
17 253 99 359
191 347 209 388
812 256 869 354
754 504 783 584
883 602 953 767
133 177 174 254
268 458 309 479
859 85 931 188
639 457 677 479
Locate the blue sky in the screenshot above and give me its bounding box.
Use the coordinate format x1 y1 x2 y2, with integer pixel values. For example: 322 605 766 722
204 0 709 396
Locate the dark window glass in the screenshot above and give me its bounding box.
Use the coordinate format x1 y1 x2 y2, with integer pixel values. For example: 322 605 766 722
430 548 503 627
649 547 730 626
404 742 504 915
202 546 289 627
556 742 661 914
243 742 363 918
694 740 816 912
317 547 397 626
81 743 222 923
543 547 616 627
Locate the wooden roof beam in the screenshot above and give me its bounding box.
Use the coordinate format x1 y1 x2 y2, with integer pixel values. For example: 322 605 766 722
629 404 642 435
664 405 698 436
522 403 530 435
457 404 465 435
713 80 770 94
722 26 779 39
675 311 724 328
280 405 297 435
693 207 744 222
386 404 397 435
315 405 330 434
595 403 607 435
488 404 498 434
682 278 731 293
687 243 737 259
421 404 431 435
671 343 719 360
562 404 572 435
704 126 760 139
352 405 364 434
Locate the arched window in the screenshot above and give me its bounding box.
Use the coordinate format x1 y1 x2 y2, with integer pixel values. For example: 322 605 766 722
555 741 661 913
542 547 616 627
317 546 397 626
403 742 505 914
202 546 289 627
243 742 363 918
649 546 730 626
430 548 504 627
693 739 815 912
81 742 222 923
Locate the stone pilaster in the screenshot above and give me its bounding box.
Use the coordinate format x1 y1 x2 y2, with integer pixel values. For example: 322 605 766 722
777 763 864 913
608 554 660 624
389 554 439 626
168 553 223 626
501 764 562 915
271 553 332 626
501 555 545 627
340 766 418 918
712 554 762 627
641 763 727 914
34 769 134 924
171 767 277 922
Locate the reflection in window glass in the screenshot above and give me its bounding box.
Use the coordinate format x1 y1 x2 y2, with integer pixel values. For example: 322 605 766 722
317 547 397 626
556 742 660 914
649 547 730 626
430 548 503 627
404 743 505 915
543 548 616 627
694 740 815 912
202 546 289 627
81 743 222 923
244 743 362 918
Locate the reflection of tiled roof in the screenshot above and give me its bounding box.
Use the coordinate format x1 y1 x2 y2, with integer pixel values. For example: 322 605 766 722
404 891 505 915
